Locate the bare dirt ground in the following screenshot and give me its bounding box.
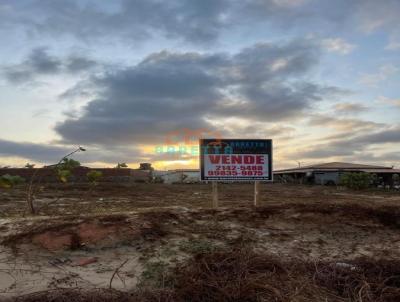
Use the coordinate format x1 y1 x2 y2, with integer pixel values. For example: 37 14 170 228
0 183 399 301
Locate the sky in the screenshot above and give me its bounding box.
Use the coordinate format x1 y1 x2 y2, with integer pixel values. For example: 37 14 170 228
0 0 399 170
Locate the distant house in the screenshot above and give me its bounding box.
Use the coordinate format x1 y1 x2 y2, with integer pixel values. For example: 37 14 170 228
274 162 400 186
155 169 200 184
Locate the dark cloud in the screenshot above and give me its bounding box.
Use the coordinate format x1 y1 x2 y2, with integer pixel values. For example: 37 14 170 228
0 0 232 44
0 0 385 45
308 115 383 132
65 55 97 73
28 47 61 73
0 138 147 165
3 47 60 83
0 139 70 163
297 125 400 159
220 122 296 139
55 40 340 146
357 127 400 145
214 40 323 121
2 47 98 83
219 82 326 121
356 152 400 164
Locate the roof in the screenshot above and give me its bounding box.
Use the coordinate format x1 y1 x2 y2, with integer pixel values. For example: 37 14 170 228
358 168 400 174
300 162 390 170
274 162 396 174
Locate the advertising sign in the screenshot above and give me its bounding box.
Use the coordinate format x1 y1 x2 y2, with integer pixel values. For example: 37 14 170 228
200 139 272 181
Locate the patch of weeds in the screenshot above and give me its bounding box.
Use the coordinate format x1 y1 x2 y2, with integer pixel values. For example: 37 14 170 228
140 260 170 288
178 239 217 254
159 244 176 258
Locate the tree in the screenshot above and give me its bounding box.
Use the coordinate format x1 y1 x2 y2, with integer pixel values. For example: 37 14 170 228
27 158 81 214
340 172 373 190
26 147 86 215
115 162 128 168
25 163 35 169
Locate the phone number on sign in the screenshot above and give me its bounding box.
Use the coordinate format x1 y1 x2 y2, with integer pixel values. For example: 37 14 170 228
207 165 266 176
214 165 263 171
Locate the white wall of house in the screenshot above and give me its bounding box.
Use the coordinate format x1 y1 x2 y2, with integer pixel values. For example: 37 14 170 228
156 170 200 184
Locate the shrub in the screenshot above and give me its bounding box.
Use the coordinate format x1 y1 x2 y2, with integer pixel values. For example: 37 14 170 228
0 174 25 188
55 158 81 183
58 158 81 170
57 169 72 183
140 260 170 287
86 170 103 184
340 172 373 190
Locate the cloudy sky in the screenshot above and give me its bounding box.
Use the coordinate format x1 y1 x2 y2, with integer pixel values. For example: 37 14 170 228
0 0 399 169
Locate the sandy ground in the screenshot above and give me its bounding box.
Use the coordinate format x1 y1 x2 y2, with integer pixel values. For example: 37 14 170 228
0 183 399 300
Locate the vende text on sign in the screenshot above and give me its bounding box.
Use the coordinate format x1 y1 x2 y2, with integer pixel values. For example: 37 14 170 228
200 139 273 181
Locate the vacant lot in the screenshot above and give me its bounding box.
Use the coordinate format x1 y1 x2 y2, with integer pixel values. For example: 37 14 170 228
0 183 399 301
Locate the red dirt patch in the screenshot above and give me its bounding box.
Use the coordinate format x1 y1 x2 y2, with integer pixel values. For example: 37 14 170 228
30 222 140 251
2 214 165 251
32 232 78 251
79 223 120 243
75 257 98 266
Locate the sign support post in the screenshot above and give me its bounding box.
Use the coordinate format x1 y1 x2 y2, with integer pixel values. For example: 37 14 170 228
254 181 260 206
212 181 218 208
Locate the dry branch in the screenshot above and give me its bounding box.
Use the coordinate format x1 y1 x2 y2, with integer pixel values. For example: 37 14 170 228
109 259 129 289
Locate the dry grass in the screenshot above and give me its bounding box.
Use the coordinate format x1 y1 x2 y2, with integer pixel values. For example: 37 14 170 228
11 248 400 302
1 183 399 217
12 288 133 302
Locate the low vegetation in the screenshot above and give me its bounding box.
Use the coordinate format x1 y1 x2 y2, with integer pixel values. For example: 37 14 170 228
86 170 103 184
56 158 81 183
0 174 25 188
340 172 374 190
12 248 400 302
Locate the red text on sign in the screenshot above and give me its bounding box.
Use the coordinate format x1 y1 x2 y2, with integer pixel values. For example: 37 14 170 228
208 155 265 165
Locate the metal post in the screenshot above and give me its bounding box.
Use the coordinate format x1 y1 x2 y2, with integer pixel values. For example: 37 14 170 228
254 181 260 206
212 181 218 208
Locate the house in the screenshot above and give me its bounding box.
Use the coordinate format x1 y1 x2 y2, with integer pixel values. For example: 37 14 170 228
274 162 400 186
155 169 200 184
